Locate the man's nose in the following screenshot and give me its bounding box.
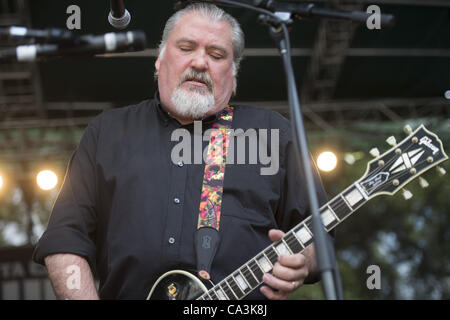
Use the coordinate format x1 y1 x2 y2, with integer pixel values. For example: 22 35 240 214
190 51 208 71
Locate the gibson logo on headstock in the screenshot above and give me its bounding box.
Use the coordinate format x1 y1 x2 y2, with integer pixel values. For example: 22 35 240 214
419 136 439 155
361 172 390 193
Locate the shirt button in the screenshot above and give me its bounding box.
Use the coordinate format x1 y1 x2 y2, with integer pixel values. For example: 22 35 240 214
168 237 175 244
177 161 184 167
173 197 180 204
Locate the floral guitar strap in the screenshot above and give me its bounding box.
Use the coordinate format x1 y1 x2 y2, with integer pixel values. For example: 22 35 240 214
195 105 234 281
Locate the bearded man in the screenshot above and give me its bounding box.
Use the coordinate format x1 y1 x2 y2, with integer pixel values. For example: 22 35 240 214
33 3 329 300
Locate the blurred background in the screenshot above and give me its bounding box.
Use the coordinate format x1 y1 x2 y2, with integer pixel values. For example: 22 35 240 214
0 0 449 299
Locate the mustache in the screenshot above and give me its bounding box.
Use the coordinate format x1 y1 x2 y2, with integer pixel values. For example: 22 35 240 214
179 69 214 91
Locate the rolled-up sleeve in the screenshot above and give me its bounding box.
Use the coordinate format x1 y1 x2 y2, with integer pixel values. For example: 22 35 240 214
32 119 100 269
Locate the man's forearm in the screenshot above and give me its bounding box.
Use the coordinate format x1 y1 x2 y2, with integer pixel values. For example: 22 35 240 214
44 253 99 300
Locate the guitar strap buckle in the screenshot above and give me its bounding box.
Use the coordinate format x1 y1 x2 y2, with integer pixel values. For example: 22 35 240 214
195 227 220 280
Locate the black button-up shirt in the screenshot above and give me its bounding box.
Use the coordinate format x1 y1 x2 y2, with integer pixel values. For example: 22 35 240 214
33 94 328 299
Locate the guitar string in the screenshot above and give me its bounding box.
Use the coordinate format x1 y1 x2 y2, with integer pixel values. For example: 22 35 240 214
200 140 440 300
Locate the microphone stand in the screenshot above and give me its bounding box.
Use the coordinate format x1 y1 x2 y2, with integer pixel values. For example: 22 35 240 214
265 19 344 300
189 0 394 300
256 13 345 301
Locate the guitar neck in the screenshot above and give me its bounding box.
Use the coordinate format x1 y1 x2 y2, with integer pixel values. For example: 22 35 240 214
195 124 449 300
197 182 368 300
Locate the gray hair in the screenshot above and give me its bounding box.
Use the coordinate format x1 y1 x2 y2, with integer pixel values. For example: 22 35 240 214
158 3 245 76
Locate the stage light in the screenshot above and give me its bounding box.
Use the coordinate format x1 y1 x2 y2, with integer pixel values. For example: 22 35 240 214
445 90 450 100
36 170 58 190
0 175 3 189
317 151 337 172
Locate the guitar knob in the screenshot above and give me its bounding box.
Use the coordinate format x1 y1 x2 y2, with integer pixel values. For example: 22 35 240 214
418 177 429 188
403 125 413 135
369 148 380 158
386 136 397 147
437 166 446 176
402 188 413 200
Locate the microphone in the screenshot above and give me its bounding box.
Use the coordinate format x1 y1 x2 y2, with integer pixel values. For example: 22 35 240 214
0 26 75 44
108 0 131 29
0 31 146 62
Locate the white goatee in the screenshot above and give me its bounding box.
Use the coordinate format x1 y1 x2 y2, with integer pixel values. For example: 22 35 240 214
170 69 215 120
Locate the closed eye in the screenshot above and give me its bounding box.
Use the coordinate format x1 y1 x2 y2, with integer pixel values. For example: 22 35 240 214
209 53 223 60
208 48 227 60
179 46 193 52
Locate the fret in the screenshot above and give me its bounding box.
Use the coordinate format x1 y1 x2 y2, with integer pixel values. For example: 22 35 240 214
282 239 293 254
248 259 264 282
284 231 304 253
264 246 279 265
234 271 252 294
304 217 313 232
343 185 367 210
220 282 235 300
354 182 369 200
329 196 352 220
320 207 339 230
275 239 292 255
339 194 353 214
294 224 314 247
214 287 228 300
227 277 244 299
241 265 258 288
327 204 340 222
208 289 218 300
257 254 273 272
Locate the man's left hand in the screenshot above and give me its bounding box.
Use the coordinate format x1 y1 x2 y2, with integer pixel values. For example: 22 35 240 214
260 229 313 300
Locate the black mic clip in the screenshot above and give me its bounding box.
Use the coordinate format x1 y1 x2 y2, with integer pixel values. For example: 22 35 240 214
257 11 293 32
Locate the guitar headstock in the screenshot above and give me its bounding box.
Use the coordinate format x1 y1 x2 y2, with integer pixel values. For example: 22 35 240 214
358 124 448 199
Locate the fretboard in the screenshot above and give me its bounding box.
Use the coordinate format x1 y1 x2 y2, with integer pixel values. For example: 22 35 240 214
197 182 368 300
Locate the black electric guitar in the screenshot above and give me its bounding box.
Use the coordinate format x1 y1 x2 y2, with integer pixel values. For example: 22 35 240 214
147 124 448 300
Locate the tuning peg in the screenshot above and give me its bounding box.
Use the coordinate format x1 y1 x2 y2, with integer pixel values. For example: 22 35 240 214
418 177 429 188
402 188 413 200
386 136 397 147
369 148 380 158
436 166 446 176
403 125 413 135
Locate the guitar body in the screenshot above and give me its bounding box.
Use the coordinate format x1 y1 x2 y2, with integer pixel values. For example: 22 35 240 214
147 270 208 300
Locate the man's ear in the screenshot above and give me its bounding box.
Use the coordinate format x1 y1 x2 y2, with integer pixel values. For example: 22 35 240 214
155 57 160 71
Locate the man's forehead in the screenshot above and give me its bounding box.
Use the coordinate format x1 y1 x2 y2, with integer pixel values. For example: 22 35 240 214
170 12 232 43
